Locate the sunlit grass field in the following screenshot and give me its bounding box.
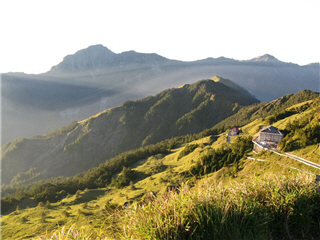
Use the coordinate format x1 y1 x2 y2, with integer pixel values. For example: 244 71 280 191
2 98 320 239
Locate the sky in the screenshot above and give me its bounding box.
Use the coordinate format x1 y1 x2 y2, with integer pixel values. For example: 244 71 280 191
0 0 319 74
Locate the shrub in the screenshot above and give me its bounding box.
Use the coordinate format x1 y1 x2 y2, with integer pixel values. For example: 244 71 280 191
40 212 46 223
177 144 198 160
62 210 69 218
279 118 320 151
110 167 136 189
20 216 27 223
186 137 252 177
46 200 51 208
129 181 136 190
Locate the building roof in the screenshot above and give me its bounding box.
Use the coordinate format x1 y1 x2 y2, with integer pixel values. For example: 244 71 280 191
231 127 239 132
260 126 283 135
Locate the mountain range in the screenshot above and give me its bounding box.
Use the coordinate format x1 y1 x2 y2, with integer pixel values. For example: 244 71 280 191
1 44 319 144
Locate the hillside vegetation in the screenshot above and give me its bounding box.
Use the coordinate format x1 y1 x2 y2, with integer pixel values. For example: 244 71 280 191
214 89 319 132
1 93 320 239
1 79 258 185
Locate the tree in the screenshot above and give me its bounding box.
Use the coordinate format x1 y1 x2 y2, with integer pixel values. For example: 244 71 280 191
20 216 27 223
46 200 51 208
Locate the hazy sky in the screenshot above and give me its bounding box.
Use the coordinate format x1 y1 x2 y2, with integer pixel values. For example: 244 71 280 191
0 0 319 74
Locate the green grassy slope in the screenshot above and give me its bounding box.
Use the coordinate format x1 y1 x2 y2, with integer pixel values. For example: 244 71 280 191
213 89 319 132
2 97 320 239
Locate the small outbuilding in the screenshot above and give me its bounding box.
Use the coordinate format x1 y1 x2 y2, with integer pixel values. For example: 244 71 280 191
229 127 240 136
226 127 240 143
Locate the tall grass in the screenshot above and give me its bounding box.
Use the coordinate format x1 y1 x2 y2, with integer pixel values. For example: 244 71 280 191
121 175 320 239
37 174 320 239
39 222 119 240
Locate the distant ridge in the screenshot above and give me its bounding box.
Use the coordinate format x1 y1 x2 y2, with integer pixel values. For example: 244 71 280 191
49 44 168 74
2 44 319 144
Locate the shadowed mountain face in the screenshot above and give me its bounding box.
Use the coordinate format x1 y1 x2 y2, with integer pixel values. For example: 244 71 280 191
1 73 117 144
2 73 115 111
49 44 168 74
1 79 259 184
1 44 319 143
49 44 117 73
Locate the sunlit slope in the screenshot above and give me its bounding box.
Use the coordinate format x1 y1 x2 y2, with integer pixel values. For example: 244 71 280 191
1 97 320 240
213 89 319 131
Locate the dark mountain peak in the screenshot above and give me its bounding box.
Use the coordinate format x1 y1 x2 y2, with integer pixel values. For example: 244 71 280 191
210 75 240 87
49 44 116 73
210 75 228 82
251 54 279 62
210 75 258 100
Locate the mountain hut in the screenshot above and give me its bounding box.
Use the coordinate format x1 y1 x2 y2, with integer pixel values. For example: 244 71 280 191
258 126 283 143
